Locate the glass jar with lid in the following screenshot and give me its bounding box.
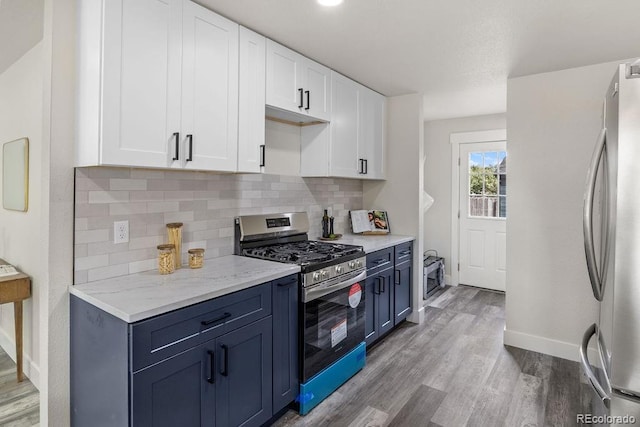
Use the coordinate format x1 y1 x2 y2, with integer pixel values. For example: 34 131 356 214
188 248 205 269
157 244 176 275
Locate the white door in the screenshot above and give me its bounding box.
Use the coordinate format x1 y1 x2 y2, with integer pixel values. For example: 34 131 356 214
181 1 238 171
302 59 331 121
359 88 385 179
101 0 182 168
266 40 304 114
459 141 507 291
329 72 359 178
237 26 265 173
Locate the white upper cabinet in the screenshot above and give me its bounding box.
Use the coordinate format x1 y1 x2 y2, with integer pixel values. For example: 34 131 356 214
328 73 360 178
301 71 386 180
266 40 331 122
359 89 386 180
238 27 266 173
77 0 239 171
181 1 238 171
98 0 182 168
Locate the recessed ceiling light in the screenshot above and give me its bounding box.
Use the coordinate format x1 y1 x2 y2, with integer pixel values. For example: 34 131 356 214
318 0 343 6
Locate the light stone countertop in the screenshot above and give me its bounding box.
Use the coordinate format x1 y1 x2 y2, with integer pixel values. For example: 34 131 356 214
69 255 300 323
313 234 415 253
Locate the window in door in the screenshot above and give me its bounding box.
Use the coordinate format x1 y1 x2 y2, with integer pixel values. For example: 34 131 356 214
468 151 507 218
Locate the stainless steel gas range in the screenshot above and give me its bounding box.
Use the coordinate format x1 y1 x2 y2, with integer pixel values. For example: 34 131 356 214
235 212 367 415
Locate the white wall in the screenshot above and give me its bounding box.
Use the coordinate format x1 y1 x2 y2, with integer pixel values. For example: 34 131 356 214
423 113 506 278
364 94 425 324
505 60 624 361
0 42 44 387
40 0 75 423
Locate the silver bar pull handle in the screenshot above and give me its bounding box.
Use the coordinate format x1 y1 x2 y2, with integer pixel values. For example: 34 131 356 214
579 323 610 404
583 128 606 301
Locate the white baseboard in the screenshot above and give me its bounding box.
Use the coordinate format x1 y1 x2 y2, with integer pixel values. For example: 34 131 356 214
0 326 40 389
503 328 600 366
445 274 454 286
407 306 425 324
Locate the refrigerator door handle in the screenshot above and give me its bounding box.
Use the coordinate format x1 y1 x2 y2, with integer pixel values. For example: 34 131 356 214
580 323 610 405
583 128 607 301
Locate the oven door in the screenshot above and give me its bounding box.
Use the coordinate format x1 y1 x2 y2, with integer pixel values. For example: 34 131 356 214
301 270 366 383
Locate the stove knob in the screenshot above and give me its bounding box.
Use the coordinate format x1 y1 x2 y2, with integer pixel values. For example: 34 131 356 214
335 265 343 274
356 260 363 268
348 261 356 269
321 270 328 279
313 272 321 282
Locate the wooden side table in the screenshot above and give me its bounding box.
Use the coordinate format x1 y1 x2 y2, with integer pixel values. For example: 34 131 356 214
0 259 31 382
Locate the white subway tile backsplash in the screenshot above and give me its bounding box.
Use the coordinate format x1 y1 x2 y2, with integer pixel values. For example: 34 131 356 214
87 264 129 282
110 178 147 191
75 254 109 271
163 211 194 224
130 169 165 179
74 167 363 284
147 201 180 213
75 217 88 231
129 235 164 250
76 229 110 244
129 259 157 274
109 202 147 216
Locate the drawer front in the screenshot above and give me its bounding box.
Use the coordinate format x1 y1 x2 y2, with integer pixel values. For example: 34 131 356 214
366 247 394 275
395 241 413 265
131 282 272 372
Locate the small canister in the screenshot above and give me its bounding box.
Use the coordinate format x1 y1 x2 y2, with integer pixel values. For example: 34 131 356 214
188 248 205 269
157 244 176 275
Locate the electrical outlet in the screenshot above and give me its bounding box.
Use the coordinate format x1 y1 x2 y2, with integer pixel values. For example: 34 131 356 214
114 220 129 244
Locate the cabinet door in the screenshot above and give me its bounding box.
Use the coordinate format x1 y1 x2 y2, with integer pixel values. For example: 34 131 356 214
377 269 395 338
394 262 412 324
238 26 266 173
359 89 386 179
302 59 331 121
364 274 379 346
329 72 360 178
102 0 182 168
131 343 215 427
181 1 238 171
272 275 299 413
266 40 304 114
216 317 273 427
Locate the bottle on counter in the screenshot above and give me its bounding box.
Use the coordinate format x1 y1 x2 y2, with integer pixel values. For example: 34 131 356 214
322 209 330 238
329 217 335 236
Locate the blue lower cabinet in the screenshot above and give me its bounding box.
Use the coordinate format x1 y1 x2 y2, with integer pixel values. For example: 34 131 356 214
215 317 273 427
71 280 279 427
132 343 215 427
272 275 299 413
131 318 273 427
364 267 395 347
394 261 413 324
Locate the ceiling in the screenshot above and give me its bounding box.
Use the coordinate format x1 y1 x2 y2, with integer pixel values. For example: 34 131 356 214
199 0 640 121
0 0 43 75
3 0 640 121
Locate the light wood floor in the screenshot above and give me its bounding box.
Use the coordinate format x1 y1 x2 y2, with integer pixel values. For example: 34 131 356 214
274 285 595 427
0 346 39 426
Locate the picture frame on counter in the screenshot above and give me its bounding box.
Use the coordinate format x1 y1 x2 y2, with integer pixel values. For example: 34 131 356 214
349 210 390 234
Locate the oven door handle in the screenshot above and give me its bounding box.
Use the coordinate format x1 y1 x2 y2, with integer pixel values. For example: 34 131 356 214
303 270 367 302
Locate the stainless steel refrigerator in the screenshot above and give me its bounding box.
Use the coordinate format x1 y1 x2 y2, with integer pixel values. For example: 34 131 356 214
581 61 640 425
